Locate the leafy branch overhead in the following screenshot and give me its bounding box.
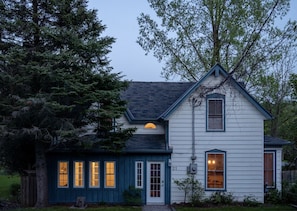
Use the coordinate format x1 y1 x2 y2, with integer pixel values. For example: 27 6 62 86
137 0 297 82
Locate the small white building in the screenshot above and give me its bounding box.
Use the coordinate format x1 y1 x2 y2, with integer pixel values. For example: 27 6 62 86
120 64 289 204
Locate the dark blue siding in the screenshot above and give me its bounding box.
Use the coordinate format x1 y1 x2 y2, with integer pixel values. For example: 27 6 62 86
47 153 171 205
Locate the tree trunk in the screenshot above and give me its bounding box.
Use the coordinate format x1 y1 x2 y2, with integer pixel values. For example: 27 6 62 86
34 141 48 208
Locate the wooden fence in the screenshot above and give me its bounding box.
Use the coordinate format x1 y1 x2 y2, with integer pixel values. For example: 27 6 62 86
21 170 37 207
282 170 297 184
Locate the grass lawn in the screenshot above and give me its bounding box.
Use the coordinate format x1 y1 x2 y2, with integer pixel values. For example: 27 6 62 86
174 205 295 211
13 206 141 211
0 174 20 199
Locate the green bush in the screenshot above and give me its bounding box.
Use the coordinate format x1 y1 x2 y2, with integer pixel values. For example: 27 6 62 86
9 183 20 202
123 186 142 205
243 195 260 207
282 181 297 204
207 191 234 205
174 174 205 206
265 189 282 204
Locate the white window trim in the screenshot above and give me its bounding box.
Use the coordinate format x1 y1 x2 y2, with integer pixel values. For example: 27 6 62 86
58 161 69 188
135 161 144 189
104 161 116 188
73 161 85 188
89 161 100 188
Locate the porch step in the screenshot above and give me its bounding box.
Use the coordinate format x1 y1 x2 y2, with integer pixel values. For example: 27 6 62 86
142 205 173 211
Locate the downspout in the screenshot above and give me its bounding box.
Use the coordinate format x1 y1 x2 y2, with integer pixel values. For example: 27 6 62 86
191 98 197 163
189 97 200 174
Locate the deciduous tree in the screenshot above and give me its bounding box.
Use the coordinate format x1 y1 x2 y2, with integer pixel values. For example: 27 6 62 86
137 0 297 82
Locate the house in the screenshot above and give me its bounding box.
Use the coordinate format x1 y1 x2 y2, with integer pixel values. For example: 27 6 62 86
47 64 289 205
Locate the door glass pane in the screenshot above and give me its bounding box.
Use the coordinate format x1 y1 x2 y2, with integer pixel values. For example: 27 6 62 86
150 163 161 197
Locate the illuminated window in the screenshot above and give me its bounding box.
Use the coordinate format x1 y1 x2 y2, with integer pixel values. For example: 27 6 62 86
264 151 275 188
206 151 225 190
144 122 156 129
135 161 143 188
105 161 115 188
89 161 100 188
74 161 84 188
207 94 225 131
58 161 68 188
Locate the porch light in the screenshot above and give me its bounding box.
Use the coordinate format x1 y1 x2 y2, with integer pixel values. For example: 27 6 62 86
144 122 156 129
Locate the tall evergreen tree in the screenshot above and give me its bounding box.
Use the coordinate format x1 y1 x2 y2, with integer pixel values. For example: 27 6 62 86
0 0 133 207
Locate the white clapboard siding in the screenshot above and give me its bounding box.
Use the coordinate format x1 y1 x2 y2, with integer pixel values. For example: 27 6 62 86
169 74 266 203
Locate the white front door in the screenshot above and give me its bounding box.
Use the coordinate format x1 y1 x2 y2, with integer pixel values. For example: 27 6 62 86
146 162 165 205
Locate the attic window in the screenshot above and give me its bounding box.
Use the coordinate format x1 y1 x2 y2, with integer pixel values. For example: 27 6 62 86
144 122 156 129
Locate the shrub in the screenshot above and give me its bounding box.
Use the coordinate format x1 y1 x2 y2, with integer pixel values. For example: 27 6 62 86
243 195 260 207
174 174 204 206
207 191 234 205
9 183 20 202
123 186 142 205
282 181 297 204
265 189 282 204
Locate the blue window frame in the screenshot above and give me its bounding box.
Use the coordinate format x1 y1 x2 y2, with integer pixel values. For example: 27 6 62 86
264 151 276 189
206 93 225 131
205 149 226 191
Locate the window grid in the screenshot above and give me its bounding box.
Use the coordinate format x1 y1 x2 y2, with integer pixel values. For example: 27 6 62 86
206 152 225 190
58 161 68 188
135 161 143 188
74 161 84 188
89 161 100 188
207 99 224 131
105 161 115 188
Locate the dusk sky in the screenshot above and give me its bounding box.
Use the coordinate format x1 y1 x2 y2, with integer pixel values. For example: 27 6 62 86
88 0 297 82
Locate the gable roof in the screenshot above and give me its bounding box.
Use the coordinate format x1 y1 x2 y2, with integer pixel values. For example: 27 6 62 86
121 81 195 122
122 64 272 122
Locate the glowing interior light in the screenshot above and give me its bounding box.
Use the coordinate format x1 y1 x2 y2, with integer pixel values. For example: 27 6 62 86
144 122 157 129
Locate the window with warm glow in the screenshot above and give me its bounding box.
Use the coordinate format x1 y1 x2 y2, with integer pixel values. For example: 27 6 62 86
58 161 68 187
89 161 100 188
74 161 84 188
135 161 143 188
264 151 275 188
105 161 115 188
144 122 156 129
206 152 225 190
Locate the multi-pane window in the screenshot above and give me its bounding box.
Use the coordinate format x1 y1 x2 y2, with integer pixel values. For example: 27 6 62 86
74 161 84 188
206 151 225 190
264 151 275 188
89 161 100 188
105 161 115 188
207 94 225 131
135 161 143 188
58 161 68 187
